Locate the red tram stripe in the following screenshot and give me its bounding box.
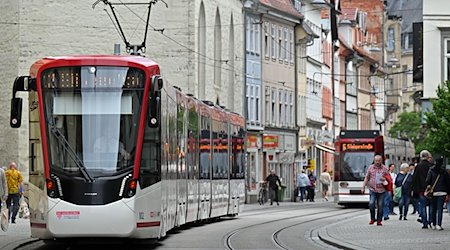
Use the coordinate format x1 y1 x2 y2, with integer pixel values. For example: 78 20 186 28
31 222 47 228
137 221 160 228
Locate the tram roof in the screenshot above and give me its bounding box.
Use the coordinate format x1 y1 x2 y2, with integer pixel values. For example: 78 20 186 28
30 55 159 76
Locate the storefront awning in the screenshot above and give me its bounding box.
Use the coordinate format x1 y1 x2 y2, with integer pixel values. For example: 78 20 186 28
315 144 336 154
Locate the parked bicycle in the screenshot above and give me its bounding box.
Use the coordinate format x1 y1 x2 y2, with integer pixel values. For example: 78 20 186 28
258 181 268 205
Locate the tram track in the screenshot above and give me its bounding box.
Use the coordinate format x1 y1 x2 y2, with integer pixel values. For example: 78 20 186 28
224 206 365 250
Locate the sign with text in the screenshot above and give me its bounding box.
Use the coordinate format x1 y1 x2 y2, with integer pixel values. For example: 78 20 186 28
263 135 279 149
341 142 374 152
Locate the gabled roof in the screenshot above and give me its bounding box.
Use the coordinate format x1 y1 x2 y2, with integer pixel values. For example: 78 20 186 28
386 0 422 33
260 0 303 19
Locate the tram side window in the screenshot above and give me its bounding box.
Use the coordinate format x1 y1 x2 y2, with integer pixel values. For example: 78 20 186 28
187 107 199 180
212 120 220 179
231 125 245 179
199 116 211 179
221 124 229 179
177 102 187 179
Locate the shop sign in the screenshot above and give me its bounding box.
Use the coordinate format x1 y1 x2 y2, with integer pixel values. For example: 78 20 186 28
246 135 258 149
263 135 279 149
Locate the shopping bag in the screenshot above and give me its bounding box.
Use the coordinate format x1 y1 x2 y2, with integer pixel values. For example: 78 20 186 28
393 186 402 203
18 196 30 219
1 201 8 232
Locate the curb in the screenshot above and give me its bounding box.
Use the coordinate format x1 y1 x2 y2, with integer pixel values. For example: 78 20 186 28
3 237 40 250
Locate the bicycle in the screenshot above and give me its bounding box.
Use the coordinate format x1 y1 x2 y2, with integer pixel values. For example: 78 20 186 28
258 181 268 205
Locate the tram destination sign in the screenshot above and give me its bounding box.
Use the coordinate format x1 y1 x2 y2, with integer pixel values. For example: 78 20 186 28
341 142 374 152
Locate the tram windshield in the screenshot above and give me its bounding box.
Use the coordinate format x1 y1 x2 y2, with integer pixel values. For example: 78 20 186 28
41 66 145 178
339 152 374 181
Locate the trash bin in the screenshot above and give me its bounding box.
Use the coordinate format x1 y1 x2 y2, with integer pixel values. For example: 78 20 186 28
278 185 286 201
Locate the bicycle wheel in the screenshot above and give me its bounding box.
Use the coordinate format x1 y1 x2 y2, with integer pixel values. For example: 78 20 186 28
263 190 268 204
258 189 265 205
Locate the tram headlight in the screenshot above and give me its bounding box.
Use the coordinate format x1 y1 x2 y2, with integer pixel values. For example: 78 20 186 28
339 182 349 188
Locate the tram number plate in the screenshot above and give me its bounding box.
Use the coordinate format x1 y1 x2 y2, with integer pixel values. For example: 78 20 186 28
349 190 363 194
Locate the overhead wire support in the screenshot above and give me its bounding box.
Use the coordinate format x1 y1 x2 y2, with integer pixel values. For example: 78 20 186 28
93 0 166 55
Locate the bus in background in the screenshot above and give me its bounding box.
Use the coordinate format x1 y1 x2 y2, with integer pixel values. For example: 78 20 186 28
333 130 384 206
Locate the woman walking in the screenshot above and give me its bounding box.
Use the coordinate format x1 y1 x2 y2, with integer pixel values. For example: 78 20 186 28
395 163 413 220
426 157 450 230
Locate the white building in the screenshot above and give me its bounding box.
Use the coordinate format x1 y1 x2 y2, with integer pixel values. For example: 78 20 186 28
0 0 244 177
422 0 450 113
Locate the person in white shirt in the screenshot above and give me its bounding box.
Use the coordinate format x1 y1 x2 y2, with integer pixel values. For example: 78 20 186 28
388 163 398 215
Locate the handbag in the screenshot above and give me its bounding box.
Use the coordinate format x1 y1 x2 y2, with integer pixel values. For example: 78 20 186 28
425 174 441 200
393 173 409 203
1 201 8 232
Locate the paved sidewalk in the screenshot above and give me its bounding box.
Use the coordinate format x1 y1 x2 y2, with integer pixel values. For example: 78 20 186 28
319 206 450 250
2 198 449 250
0 217 37 250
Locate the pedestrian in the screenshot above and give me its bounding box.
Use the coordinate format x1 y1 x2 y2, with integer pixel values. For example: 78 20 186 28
5 162 23 224
395 163 413 220
411 150 433 229
297 169 309 202
319 167 332 201
382 171 393 221
425 156 450 230
388 163 398 216
408 163 419 215
265 169 282 206
361 154 389 226
306 172 317 202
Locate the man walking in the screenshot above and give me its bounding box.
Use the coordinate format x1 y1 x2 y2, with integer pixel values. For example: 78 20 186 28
412 150 433 229
361 155 389 226
266 169 282 206
5 162 23 224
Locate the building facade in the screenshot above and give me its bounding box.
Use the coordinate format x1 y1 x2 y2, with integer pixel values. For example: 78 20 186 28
0 0 244 180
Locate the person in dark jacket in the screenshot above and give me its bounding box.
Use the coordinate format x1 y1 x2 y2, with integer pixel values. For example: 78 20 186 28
266 169 282 206
395 163 413 220
411 150 433 229
425 157 450 230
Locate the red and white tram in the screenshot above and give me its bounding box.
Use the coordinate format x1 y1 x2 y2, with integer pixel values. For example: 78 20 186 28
10 55 246 239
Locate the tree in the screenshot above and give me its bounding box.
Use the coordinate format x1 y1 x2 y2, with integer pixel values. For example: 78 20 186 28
424 80 450 157
388 111 422 146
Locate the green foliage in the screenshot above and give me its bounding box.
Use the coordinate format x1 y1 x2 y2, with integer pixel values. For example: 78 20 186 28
388 111 422 145
424 80 450 157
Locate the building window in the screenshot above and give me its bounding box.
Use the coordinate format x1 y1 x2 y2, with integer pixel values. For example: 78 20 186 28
248 85 254 122
250 18 255 53
278 27 283 62
279 90 284 126
387 26 395 51
446 38 450 81
271 88 277 125
255 20 260 55
284 28 288 63
272 24 277 60
402 32 413 51
284 91 289 126
255 85 260 123
264 22 270 59
293 0 303 13
290 92 294 127
265 86 271 124
289 30 294 64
